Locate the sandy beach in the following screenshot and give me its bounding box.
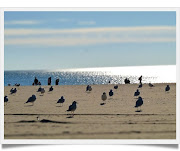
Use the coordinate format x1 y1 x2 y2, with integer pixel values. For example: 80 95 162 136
4 83 176 139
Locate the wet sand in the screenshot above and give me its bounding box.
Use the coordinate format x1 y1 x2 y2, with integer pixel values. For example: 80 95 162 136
4 83 176 139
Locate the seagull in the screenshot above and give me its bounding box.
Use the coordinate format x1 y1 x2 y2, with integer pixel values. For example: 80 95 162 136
165 85 170 92
114 85 118 89
49 86 53 92
41 88 45 95
101 92 107 101
10 88 13 93
86 85 92 92
88 86 92 91
134 89 140 96
135 96 143 112
15 83 20 86
37 116 40 121
37 86 42 92
138 83 142 88
67 101 77 116
57 96 65 106
86 85 90 91
10 88 17 94
149 83 154 88
4 96 8 105
109 89 114 97
25 95 36 106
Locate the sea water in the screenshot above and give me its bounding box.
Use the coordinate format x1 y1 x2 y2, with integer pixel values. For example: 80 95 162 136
4 65 176 86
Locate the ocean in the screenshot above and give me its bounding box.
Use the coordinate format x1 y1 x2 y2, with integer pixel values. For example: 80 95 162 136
4 65 176 86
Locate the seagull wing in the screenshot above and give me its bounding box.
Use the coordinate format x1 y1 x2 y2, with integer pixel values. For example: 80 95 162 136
67 105 72 111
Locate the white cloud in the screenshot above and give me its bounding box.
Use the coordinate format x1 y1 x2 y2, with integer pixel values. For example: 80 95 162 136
77 21 96 25
5 26 175 36
5 20 42 25
57 19 72 22
5 26 176 46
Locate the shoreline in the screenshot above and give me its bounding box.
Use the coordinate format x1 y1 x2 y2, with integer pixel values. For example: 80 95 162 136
4 82 177 87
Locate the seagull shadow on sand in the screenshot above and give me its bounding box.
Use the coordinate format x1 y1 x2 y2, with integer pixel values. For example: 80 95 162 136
24 104 34 107
100 103 106 105
108 98 113 100
66 116 74 118
135 110 142 112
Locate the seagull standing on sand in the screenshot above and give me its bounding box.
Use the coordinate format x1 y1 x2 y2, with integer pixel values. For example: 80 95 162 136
114 85 118 89
49 86 53 92
86 85 92 92
10 88 17 94
57 96 65 106
41 88 45 95
4 96 8 105
101 92 107 101
37 86 42 92
88 86 92 91
149 83 154 88
138 83 142 88
67 101 77 116
25 95 36 106
10 88 13 93
165 85 170 92
134 89 140 96
135 96 143 111
86 85 90 91
109 89 114 97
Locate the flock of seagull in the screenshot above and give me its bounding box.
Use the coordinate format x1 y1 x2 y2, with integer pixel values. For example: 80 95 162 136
4 80 171 115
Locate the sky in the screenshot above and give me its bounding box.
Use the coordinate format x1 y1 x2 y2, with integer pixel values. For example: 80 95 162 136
4 11 176 71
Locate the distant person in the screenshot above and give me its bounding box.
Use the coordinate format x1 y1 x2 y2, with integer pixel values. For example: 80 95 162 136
34 77 39 85
48 77 51 85
38 82 41 85
55 78 59 85
138 75 142 84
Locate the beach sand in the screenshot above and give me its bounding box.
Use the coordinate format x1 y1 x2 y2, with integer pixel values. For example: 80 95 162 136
4 83 176 139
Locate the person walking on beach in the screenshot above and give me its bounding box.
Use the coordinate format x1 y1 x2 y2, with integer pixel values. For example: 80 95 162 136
55 78 59 85
34 77 39 85
138 75 142 84
48 77 51 85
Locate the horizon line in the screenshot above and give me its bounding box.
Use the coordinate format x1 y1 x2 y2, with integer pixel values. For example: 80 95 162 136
4 64 176 72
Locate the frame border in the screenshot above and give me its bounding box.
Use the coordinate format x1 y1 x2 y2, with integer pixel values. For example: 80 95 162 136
0 7 179 144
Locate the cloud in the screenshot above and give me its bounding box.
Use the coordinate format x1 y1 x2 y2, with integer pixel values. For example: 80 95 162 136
5 26 176 47
77 21 96 25
57 19 72 22
5 20 42 25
